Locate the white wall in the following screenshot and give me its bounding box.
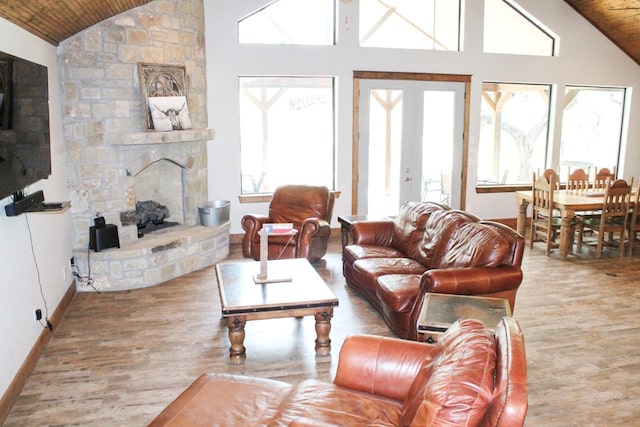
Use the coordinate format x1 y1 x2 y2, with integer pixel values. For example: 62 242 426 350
0 18 72 398
205 0 640 230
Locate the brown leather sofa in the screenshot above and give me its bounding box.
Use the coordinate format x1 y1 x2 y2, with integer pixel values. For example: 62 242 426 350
148 317 528 427
242 185 335 262
343 201 525 340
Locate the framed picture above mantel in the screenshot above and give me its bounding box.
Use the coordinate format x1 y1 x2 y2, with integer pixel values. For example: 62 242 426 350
138 63 188 130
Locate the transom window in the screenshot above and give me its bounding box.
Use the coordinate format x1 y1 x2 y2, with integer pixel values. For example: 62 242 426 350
484 0 556 56
238 0 335 46
239 76 335 194
359 0 461 51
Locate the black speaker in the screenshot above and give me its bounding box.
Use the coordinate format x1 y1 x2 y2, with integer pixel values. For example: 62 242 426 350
89 224 120 252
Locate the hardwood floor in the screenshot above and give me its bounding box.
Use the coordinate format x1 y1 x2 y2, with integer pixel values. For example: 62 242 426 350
5 237 640 426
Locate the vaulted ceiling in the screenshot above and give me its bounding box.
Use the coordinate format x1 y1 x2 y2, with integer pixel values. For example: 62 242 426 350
0 0 153 46
0 0 639 66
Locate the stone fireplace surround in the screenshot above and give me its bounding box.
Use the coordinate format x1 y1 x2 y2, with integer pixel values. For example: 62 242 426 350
72 129 230 292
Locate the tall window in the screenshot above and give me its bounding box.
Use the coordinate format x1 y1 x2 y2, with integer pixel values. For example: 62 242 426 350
238 0 335 46
478 83 551 185
239 76 335 194
359 0 461 50
559 86 625 177
484 0 556 56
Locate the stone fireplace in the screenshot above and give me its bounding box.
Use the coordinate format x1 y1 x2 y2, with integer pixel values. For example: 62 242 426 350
70 129 229 292
59 0 230 291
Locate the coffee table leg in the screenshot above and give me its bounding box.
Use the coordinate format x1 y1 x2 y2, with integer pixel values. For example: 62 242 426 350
226 316 246 364
314 308 334 356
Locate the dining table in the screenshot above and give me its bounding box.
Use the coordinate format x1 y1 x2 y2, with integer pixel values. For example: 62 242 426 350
515 189 607 259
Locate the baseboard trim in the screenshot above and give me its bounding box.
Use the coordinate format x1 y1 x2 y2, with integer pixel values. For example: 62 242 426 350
0 280 76 424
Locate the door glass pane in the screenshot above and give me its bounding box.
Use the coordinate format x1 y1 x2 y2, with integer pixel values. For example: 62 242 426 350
367 89 403 216
422 90 455 205
478 82 550 184
559 86 625 178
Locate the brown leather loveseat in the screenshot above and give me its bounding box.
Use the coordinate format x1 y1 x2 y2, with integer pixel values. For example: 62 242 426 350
148 317 528 426
343 201 525 340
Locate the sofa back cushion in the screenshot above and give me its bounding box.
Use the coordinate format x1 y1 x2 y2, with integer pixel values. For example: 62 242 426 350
430 221 511 269
391 202 447 258
269 185 333 228
413 210 472 268
401 319 496 426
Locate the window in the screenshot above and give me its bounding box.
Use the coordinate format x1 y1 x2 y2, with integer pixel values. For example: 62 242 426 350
239 76 335 194
484 0 556 56
359 0 461 51
238 0 335 46
559 86 625 178
478 83 551 185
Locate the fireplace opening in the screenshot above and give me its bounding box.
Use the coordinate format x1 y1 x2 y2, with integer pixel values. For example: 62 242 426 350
132 158 186 237
135 199 179 237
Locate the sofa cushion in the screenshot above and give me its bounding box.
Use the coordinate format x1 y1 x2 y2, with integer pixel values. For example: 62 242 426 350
376 274 422 313
414 210 473 267
391 201 447 258
431 222 511 269
273 378 403 426
401 319 496 426
352 258 428 289
342 244 406 265
148 373 293 426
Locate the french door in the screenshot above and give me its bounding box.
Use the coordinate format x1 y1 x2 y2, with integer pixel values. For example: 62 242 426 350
355 76 467 216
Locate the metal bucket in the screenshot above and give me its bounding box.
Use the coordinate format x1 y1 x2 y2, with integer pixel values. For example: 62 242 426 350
199 200 230 226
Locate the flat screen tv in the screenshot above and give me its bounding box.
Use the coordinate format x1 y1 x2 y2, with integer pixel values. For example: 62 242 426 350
0 52 51 201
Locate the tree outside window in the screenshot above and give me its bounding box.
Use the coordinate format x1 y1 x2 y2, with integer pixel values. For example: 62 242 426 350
559 86 625 179
478 83 550 185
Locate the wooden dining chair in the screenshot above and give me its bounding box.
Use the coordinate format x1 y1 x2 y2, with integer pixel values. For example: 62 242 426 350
593 167 616 190
566 168 591 193
530 172 561 256
576 178 633 258
627 179 640 256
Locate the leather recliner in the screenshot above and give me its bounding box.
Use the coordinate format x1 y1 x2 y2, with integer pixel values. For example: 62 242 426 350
241 185 335 262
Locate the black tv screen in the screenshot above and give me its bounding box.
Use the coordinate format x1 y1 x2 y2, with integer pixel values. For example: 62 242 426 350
0 52 51 201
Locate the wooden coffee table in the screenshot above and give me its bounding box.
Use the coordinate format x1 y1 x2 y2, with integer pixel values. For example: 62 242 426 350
215 258 339 363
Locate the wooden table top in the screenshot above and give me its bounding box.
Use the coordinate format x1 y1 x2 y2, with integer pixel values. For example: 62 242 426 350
515 189 606 211
216 258 338 316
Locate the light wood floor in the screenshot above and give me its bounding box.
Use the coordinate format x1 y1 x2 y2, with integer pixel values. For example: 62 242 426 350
5 237 640 426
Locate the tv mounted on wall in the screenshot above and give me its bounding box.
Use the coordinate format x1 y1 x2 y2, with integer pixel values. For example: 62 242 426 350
0 52 51 201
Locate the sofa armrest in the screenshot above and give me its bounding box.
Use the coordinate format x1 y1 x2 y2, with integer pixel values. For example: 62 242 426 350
420 265 523 296
241 214 270 257
351 221 395 246
333 334 435 402
297 218 331 258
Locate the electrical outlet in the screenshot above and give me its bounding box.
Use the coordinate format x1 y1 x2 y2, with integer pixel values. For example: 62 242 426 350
34 308 43 324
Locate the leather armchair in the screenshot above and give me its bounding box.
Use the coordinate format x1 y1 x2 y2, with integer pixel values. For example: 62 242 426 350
241 185 335 262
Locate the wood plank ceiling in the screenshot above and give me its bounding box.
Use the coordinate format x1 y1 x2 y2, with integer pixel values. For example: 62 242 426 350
564 0 640 66
0 0 638 67
0 0 153 46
